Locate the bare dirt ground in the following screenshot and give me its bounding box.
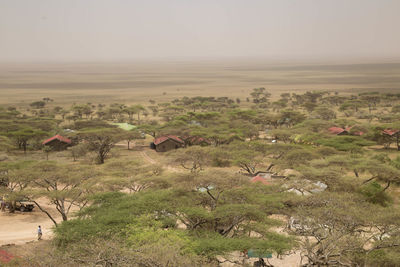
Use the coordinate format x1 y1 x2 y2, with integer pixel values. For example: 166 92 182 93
140 150 156 164
0 200 60 246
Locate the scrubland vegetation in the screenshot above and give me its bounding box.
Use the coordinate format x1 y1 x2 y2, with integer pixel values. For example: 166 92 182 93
2 88 400 266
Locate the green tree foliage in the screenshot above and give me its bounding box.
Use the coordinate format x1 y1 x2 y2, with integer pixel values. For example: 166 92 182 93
30 101 46 109
279 109 306 127
224 141 271 175
168 146 212 173
250 88 271 104
70 143 89 161
315 136 374 152
290 193 400 266
360 181 392 206
77 127 125 164
0 135 13 151
0 161 35 212
123 129 143 150
29 161 100 225
71 104 93 119
312 106 336 120
101 159 167 192
339 99 367 114
8 127 47 154
54 172 295 262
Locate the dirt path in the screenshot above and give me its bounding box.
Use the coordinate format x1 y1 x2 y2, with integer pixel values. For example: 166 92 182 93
140 150 156 164
0 199 62 246
0 211 56 246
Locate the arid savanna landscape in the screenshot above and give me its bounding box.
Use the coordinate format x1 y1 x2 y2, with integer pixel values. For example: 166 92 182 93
1 1 400 266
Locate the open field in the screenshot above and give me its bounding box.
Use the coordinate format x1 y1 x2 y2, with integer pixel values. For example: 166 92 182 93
1 61 400 106
2 60 400 266
0 202 57 246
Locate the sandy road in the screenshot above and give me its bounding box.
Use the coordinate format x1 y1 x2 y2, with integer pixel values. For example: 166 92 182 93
140 150 156 164
0 211 56 246
0 200 62 246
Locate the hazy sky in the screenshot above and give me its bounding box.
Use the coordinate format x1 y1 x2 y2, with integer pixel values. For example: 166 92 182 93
1 0 399 62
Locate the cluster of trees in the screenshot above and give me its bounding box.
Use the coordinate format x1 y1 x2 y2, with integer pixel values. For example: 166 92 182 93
2 89 400 266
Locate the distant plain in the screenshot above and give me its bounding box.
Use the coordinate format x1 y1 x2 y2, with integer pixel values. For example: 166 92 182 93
1 60 400 106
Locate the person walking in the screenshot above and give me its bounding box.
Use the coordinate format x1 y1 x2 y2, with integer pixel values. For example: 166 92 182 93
0 197 6 211
37 225 42 240
0 197 5 211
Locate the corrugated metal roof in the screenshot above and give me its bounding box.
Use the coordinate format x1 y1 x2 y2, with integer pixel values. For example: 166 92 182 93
42 134 72 145
328 127 346 135
383 129 400 136
154 135 184 145
250 176 269 185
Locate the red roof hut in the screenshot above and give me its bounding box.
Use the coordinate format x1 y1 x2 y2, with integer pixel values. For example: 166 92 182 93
328 126 363 136
250 176 269 185
42 134 72 151
153 135 184 152
382 129 400 136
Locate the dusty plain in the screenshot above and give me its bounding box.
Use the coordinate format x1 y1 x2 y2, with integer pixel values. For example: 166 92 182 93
1 60 400 106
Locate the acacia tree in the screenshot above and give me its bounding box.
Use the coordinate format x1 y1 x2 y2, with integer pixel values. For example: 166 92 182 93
123 129 143 150
77 128 125 164
70 143 89 161
0 161 33 212
250 87 271 104
169 146 212 173
72 104 92 119
191 124 242 146
339 99 367 114
123 105 137 120
30 101 46 109
279 109 306 128
137 122 160 138
0 136 13 152
30 161 99 225
129 104 146 124
101 160 166 193
312 106 336 120
9 127 46 154
224 142 268 176
290 193 400 266
224 142 295 175
359 162 400 191
54 184 294 266
168 169 295 256
359 93 381 113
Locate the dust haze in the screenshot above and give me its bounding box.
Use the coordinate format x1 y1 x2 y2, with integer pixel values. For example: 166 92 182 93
1 61 400 106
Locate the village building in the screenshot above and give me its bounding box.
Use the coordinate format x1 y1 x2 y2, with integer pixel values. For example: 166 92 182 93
250 172 287 185
328 126 363 136
152 135 184 152
328 126 349 135
250 175 269 185
382 129 400 137
42 134 72 151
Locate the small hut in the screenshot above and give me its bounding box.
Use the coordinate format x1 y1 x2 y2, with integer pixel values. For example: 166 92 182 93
152 135 184 152
328 127 349 135
42 134 72 151
382 129 400 137
328 126 363 136
250 176 269 185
